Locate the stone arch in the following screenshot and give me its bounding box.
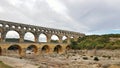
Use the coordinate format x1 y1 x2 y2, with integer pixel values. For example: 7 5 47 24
41 45 50 53
49 30 52 33
66 45 71 50
41 29 44 32
51 34 59 43
38 29 40 31
45 29 48 32
70 36 75 41
28 28 32 30
0 47 2 55
39 33 47 42
62 36 68 43
18 26 21 29
26 45 38 54
0 23 3 27
7 44 22 56
5 24 9 28
24 32 35 42
23 27 27 30
33 28 36 31
54 45 62 54
5 30 20 42
70 36 74 39
12 25 16 28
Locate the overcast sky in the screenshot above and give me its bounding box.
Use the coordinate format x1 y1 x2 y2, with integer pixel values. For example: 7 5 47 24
0 0 120 35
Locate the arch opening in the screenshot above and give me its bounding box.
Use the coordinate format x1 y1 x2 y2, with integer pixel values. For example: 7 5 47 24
24 32 35 42
12 25 15 28
18 26 21 29
5 25 9 27
23 27 27 30
54 45 62 54
70 36 75 41
66 45 71 50
41 45 50 54
5 30 20 42
39 33 47 42
51 35 59 43
7 45 21 56
62 36 68 43
70 36 74 39
26 45 38 54
0 24 3 27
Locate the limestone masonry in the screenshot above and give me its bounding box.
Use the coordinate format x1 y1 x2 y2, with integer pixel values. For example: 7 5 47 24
0 20 85 57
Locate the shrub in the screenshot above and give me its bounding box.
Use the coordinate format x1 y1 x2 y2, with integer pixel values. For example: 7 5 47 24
90 56 93 58
94 56 99 61
108 56 111 59
82 55 86 56
83 57 88 60
102 55 107 58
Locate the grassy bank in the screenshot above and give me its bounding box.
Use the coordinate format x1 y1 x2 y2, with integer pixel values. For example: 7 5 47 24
0 61 12 68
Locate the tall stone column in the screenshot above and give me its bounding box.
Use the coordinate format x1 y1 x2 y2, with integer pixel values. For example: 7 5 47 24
19 35 24 43
35 49 40 56
34 33 39 43
67 37 71 44
74 36 79 41
1 32 6 42
47 34 52 43
58 35 63 43
48 47 54 54
20 48 26 57
19 32 25 43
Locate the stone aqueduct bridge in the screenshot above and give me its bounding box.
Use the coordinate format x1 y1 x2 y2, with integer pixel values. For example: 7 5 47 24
0 20 85 57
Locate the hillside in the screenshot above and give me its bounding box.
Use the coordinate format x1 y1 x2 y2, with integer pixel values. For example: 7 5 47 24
70 34 120 50
5 38 34 43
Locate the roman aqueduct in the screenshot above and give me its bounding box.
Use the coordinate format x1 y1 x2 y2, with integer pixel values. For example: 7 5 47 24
0 20 85 57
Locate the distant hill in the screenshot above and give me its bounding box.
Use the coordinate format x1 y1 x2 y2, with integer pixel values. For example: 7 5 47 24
5 38 34 43
70 34 120 50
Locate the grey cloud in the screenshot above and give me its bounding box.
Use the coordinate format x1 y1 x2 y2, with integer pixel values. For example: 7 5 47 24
0 0 120 34
61 0 120 33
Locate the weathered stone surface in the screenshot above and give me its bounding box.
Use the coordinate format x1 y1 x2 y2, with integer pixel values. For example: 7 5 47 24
0 20 85 57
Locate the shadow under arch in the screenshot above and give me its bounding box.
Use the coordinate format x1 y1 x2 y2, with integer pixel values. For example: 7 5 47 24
26 45 38 54
54 45 62 54
66 45 71 50
7 44 22 56
41 45 50 54
5 30 20 42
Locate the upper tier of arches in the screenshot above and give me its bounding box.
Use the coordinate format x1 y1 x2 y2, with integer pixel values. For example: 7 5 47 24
0 20 85 43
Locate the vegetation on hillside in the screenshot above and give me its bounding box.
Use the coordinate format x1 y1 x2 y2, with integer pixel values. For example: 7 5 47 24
70 34 120 50
5 38 34 43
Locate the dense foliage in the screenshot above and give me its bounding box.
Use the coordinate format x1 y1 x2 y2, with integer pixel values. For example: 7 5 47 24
5 38 34 42
70 34 120 50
